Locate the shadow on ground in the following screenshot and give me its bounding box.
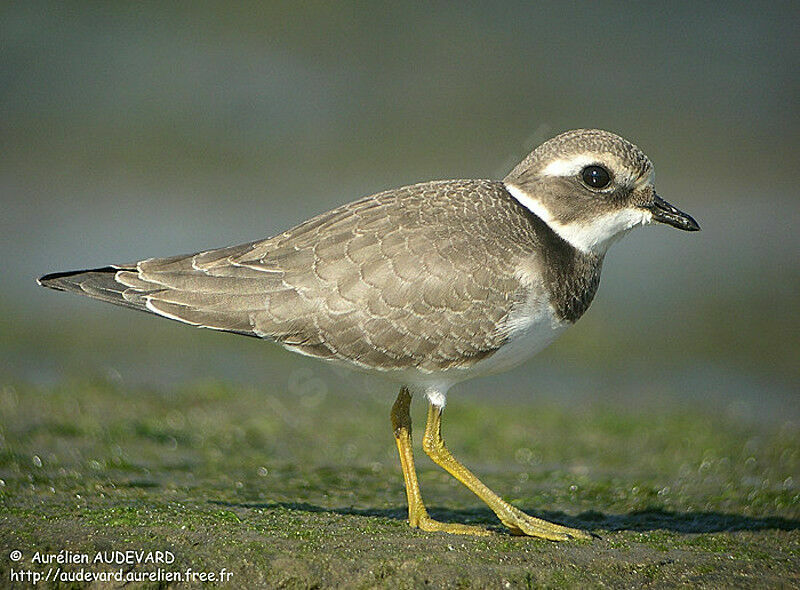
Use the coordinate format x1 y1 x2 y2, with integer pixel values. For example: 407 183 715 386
212 500 800 534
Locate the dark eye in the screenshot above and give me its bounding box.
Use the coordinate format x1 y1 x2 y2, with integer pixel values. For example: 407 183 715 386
581 165 611 189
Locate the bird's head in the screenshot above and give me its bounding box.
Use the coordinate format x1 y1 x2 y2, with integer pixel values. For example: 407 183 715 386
504 129 699 256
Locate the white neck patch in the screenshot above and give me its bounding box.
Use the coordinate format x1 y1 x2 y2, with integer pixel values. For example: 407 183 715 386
504 182 652 255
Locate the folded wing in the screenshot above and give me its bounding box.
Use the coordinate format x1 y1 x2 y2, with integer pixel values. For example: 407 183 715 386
39 180 535 371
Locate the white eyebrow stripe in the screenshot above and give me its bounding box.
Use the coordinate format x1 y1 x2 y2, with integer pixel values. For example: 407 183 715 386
540 155 599 177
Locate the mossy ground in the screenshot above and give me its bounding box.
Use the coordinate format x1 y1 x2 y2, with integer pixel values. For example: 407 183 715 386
0 378 797 588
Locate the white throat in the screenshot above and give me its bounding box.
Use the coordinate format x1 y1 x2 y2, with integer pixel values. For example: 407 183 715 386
504 182 652 255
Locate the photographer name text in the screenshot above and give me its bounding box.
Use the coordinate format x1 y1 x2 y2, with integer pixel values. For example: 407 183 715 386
31 550 175 565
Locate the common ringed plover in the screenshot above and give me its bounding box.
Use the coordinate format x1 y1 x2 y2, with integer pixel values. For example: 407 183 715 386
39 128 700 540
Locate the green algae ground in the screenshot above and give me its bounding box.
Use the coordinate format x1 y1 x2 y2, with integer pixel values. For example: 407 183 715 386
0 377 797 589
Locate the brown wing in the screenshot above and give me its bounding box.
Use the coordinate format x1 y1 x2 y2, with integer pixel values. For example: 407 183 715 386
39 180 540 371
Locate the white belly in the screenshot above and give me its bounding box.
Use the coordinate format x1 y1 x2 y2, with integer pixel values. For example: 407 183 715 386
451 299 568 382
393 288 570 406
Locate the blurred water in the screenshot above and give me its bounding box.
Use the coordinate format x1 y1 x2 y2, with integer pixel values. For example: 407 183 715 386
1 3 797 425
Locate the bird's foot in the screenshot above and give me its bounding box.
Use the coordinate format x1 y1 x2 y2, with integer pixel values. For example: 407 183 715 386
412 514 493 536
407 505 492 536
500 507 591 541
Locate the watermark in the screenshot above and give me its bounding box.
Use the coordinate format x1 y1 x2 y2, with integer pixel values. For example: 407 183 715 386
7 549 232 585
494 123 554 178
262 359 389 432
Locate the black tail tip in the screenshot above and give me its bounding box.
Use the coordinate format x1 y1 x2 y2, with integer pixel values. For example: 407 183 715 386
37 267 118 290
37 271 68 289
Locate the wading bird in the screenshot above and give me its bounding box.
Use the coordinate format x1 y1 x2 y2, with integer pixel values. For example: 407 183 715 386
39 129 699 540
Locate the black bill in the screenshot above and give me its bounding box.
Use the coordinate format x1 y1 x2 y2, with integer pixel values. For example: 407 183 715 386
648 194 700 231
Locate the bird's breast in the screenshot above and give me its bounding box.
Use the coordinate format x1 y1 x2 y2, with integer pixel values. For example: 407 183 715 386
451 285 570 381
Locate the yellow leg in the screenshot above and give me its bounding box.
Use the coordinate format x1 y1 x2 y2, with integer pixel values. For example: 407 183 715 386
391 387 490 536
422 402 591 541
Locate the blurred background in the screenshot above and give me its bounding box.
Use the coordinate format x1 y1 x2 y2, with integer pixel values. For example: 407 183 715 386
1 2 797 424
